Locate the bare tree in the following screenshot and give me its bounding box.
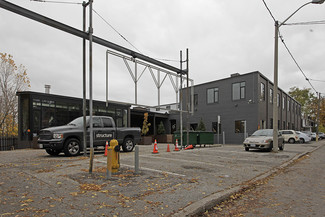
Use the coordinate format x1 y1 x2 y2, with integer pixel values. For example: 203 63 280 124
0 53 30 137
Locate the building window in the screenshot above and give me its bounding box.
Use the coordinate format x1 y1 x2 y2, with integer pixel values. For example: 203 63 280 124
287 99 290 111
269 88 273 104
282 96 285 110
212 122 222 134
232 82 245 100
277 93 280 107
260 83 265 101
190 123 198 131
235 120 245 133
207 88 219 104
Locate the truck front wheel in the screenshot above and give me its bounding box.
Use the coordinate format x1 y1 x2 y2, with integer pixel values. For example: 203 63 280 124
46 148 61 156
63 138 81 156
122 137 134 152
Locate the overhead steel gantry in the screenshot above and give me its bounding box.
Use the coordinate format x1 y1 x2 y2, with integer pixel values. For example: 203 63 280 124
105 49 194 112
0 0 193 164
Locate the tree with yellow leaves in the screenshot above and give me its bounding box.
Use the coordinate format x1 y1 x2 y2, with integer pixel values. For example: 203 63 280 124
141 112 151 136
0 53 30 137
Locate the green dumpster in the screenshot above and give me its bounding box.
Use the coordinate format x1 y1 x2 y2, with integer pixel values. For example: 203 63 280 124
198 131 214 145
173 131 198 146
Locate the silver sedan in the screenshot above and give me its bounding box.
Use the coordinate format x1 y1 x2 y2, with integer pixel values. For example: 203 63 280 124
243 129 284 152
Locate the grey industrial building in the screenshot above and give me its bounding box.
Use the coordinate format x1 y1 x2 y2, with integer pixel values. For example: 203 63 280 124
172 71 302 144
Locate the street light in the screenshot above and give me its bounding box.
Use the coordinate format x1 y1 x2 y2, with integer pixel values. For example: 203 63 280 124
272 0 324 153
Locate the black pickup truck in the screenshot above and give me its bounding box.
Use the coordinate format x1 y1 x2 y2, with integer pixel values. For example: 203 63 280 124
38 116 141 156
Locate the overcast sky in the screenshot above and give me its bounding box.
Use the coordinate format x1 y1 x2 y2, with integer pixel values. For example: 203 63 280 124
1 0 324 106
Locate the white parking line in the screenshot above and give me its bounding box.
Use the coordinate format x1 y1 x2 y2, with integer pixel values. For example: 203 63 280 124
141 155 227 168
94 159 186 177
122 164 186 177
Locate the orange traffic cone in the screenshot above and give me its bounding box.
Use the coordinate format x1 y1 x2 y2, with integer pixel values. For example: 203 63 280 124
185 144 194 150
104 141 108 156
174 139 180 151
167 144 170 152
152 140 159 154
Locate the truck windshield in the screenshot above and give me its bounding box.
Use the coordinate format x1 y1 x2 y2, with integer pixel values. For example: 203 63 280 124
68 117 89 126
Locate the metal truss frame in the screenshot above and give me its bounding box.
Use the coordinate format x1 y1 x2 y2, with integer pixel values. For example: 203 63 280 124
106 49 194 114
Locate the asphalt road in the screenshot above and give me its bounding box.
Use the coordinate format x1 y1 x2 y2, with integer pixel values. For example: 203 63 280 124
200 143 325 217
0 141 324 217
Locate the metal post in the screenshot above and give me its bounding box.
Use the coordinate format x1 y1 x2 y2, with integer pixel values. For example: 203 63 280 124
191 80 194 114
135 61 137 105
180 51 183 148
106 51 109 107
244 120 247 140
217 116 220 144
186 48 189 147
106 148 112 179
176 76 179 105
316 93 320 141
88 0 94 173
82 1 87 156
272 21 279 153
222 131 225 145
135 146 139 174
158 70 160 107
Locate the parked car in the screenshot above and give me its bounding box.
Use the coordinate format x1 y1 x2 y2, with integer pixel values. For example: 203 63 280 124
243 129 284 152
38 116 141 156
301 131 312 137
311 132 317 141
279 130 299 144
319 132 325 139
295 131 311 143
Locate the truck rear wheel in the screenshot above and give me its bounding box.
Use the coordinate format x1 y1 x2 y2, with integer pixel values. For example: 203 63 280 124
122 137 134 152
63 138 81 156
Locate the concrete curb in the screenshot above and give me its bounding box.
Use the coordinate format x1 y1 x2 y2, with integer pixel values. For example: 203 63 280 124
171 143 324 217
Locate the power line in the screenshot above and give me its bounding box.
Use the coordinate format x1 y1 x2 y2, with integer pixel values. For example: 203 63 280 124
92 8 142 54
261 0 276 22
92 9 180 63
285 20 325 26
152 57 179 63
32 0 180 64
278 31 318 93
260 0 322 95
309 78 325 83
30 0 82 5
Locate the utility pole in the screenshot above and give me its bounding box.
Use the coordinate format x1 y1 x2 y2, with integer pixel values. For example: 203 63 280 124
186 48 189 148
82 1 88 156
316 92 321 141
88 0 94 173
180 50 183 149
272 0 324 152
272 20 279 153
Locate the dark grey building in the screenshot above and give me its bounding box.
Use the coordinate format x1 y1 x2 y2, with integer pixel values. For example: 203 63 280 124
16 91 131 148
173 71 301 144
16 91 171 148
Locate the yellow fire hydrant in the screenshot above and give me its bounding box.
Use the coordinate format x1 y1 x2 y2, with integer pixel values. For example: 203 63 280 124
107 139 120 173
